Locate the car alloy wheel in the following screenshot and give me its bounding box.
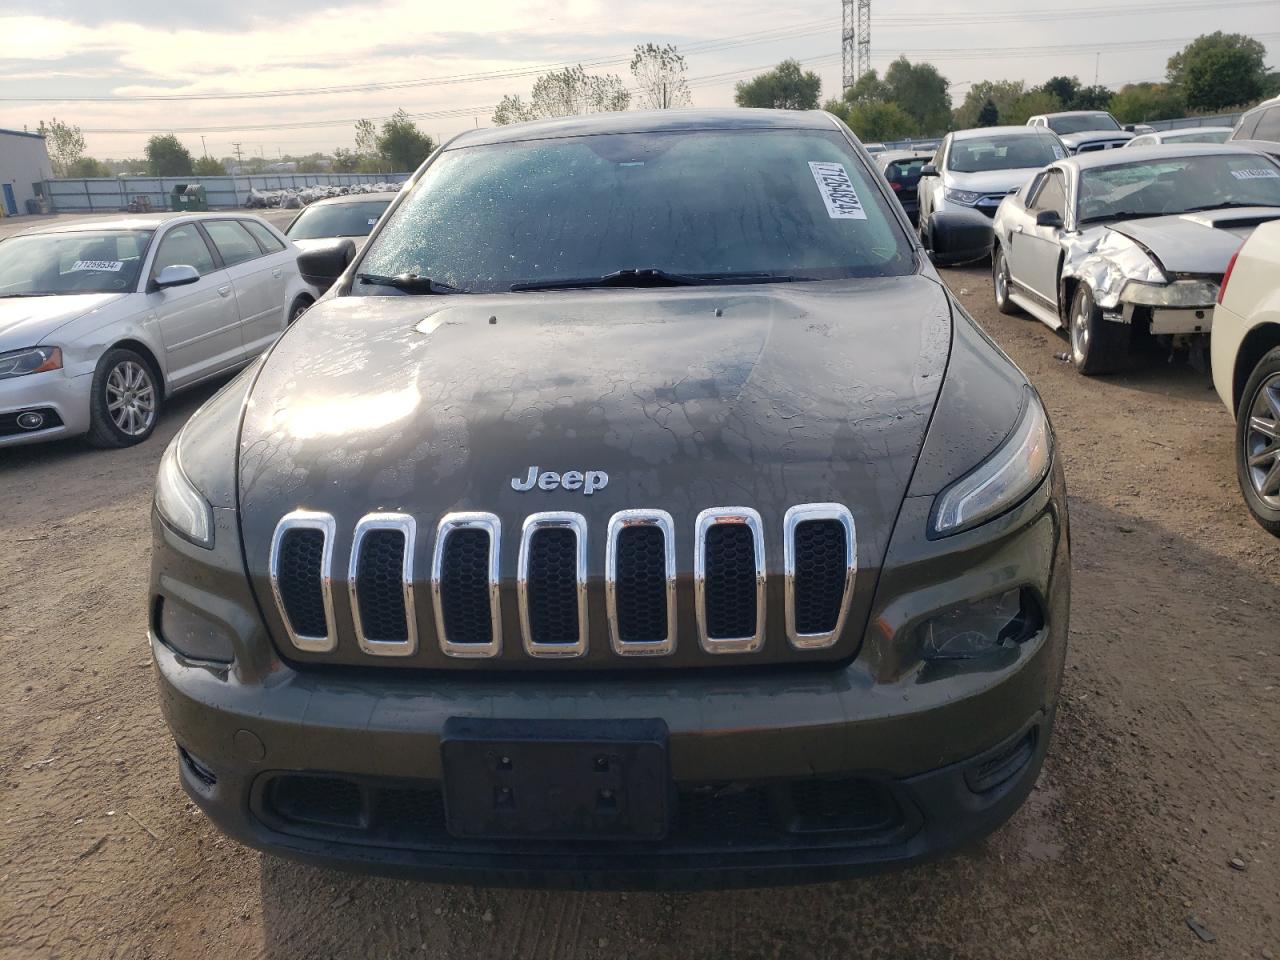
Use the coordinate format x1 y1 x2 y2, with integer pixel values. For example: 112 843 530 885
105 359 157 437
1244 371 1280 509
993 247 1018 315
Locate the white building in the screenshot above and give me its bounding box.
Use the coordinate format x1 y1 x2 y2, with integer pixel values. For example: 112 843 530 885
0 127 54 217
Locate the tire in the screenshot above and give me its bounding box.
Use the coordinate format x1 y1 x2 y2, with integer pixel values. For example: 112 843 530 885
1234 347 1280 537
1069 284 1129 376
993 244 1019 315
84 348 162 448
287 297 312 325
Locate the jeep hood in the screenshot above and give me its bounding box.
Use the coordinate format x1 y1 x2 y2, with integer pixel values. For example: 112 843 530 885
237 278 951 585
1106 208 1280 275
0 293 125 351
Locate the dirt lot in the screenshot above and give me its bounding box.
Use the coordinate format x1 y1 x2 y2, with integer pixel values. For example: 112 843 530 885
1 254 1277 960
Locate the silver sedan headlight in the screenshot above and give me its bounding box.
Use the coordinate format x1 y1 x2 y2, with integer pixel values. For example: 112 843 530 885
0 346 62 380
931 390 1052 536
155 433 214 548
1119 279 1218 307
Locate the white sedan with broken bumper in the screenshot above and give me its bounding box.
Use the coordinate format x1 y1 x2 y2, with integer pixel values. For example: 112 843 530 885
988 144 1280 374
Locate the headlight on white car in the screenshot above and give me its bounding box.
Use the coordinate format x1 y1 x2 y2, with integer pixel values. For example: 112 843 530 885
1119 279 1218 307
0 346 62 380
944 188 982 206
155 434 214 548
931 390 1052 536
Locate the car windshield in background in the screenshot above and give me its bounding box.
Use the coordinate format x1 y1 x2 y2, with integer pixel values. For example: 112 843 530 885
1167 130 1232 144
887 158 928 180
948 135 1063 173
358 129 914 293
286 200 392 239
1048 113 1121 134
1078 154 1280 223
0 230 152 297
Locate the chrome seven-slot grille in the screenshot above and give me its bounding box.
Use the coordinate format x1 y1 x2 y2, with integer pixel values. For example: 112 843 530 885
267 504 856 660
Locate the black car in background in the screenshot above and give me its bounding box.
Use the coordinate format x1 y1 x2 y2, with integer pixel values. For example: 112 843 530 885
284 191 398 253
877 149 934 225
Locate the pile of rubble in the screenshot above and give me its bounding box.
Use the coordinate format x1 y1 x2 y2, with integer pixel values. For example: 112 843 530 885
244 181 403 209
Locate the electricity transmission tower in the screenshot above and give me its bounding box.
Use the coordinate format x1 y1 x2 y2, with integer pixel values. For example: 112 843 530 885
841 0 870 92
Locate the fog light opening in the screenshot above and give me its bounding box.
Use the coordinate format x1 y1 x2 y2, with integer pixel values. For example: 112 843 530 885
16 411 46 431
919 588 1043 662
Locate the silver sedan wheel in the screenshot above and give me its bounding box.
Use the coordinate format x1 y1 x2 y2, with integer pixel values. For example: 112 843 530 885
105 360 157 437
1245 371 1280 508
1071 296 1090 363
994 251 1010 304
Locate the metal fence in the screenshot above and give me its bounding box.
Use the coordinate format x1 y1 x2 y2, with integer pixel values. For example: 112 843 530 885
43 172 410 213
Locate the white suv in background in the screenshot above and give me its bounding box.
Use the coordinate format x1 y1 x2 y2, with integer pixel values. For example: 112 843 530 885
1212 219 1280 537
1027 111 1135 154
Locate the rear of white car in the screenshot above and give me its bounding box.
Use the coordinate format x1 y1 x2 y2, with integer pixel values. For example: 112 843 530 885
1211 220 1280 536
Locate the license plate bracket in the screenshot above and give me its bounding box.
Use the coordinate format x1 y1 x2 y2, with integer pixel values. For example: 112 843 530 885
441 717 669 840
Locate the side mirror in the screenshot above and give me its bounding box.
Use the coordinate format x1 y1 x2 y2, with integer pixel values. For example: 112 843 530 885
154 264 200 289
296 238 356 290
920 164 938 177
1035 210 1064 229
928 210 995 266
1122 124 1136 133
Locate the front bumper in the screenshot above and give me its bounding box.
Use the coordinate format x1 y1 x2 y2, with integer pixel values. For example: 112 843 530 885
0 368 91 447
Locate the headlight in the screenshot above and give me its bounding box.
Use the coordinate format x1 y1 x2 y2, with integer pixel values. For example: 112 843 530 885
1119 279 1218 307
155 434 214 548
944 188 982 206
931 389 1052 536
0 346 62 380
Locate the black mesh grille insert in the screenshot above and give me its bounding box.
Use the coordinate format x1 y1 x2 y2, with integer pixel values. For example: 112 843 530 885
526 528 579 645
440 529 493 646
615 525 668 643
277 528 327 638
355 529 408 642
792 519 848 635
703 523 758 639
269 775 363 827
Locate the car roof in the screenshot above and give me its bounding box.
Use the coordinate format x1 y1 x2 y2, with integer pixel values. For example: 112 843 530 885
447 108 841 148
1155 127 1235 138
1040 110 1116 118
1060 142 1270 170
15 211 264 237
879 149 934 163
304 191 400 208
952 126 1059 141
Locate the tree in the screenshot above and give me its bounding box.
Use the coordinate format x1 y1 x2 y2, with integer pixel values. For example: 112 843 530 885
883 58 951 134
953 80 1025 129
353 118 379 167
529 65 631 118
331 148 361 173
36 118 86 177
1167 32 1267 111
493 94 537 125
841 101 917 141
145 134 194 177
1110 82 1186 123
67 157 110 178
192 156 225 176
976 99 1000 126
842 69 890 104
1007 90 1063 126
1041 76 1081 107
376 109 435 172
631 43 691 110
1073 85 1114 110
734 59 821 110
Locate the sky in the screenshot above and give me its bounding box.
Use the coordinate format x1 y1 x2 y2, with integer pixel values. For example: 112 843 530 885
0 0 1276 161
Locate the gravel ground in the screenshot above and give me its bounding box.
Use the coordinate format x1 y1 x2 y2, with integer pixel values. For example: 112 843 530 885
0 257 1277 960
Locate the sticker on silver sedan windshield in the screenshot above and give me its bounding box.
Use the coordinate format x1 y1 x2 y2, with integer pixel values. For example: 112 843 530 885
1230 168 1279 181
70 260 124 272
808 161 867 220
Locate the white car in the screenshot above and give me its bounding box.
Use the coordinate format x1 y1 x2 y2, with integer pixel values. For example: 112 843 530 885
0 212 315 449
1211 219 1280 536
1125 127 1234 148
1026 111 1134 154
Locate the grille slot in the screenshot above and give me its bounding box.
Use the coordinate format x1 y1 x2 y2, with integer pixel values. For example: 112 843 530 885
519 513 588 657
432 513 501 658
695 508 765 654
784 504 856 650
606 510 676 656
269 512 336 652
349 514 416 656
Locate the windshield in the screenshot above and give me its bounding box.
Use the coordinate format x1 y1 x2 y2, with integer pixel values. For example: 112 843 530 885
286 199 392 239
1078 154 1280 223
947 134 1064 173
1166 130 1232 144
1048 113 1121 134
0 230 152 297
357 129 914 293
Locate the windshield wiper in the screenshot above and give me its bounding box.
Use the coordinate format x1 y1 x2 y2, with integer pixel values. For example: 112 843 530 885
356 272 463 294
1079 210 1169 224
1180 201 1280 213
510 268 798 292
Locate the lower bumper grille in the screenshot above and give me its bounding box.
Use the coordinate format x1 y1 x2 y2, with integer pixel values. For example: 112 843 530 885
0 407 63 438
256 772 908 853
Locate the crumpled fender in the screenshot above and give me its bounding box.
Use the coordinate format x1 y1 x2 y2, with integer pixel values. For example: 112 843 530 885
1060 228 1164 311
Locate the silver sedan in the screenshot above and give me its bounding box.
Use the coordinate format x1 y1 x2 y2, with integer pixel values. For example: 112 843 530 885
0 212 316 449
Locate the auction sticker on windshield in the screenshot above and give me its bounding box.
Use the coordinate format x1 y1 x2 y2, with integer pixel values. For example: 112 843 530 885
70 260 124 272
809 161 867 220
1231 168 1279 181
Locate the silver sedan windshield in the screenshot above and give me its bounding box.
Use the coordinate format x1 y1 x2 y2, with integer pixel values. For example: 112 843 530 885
1078 155 1280 224
0 230 153 297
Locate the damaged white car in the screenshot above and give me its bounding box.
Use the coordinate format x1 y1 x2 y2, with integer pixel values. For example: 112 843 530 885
989 145 1280 374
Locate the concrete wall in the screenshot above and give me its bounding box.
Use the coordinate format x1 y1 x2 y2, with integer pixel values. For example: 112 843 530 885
0 129 54 216
44 172 408 213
